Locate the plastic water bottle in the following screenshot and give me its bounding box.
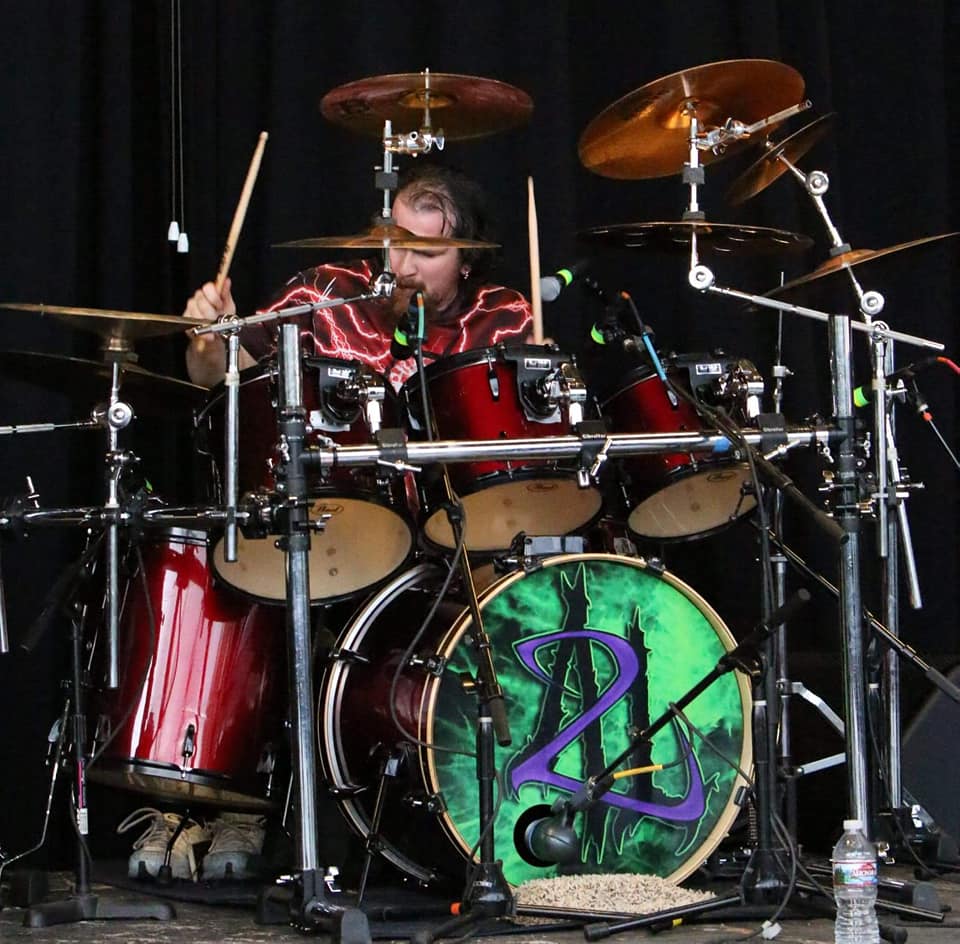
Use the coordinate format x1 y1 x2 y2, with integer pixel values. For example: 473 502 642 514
832 819 880 944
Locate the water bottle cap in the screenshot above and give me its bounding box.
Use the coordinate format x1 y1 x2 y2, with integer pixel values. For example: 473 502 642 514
843 819 863 831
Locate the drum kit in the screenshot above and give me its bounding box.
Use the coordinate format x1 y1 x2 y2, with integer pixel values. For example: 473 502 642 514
1 58 956 936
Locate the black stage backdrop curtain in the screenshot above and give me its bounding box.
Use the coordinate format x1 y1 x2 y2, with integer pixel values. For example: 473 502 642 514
0 2 957 868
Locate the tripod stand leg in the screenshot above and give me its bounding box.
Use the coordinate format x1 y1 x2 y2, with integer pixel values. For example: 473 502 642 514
25 894 175 928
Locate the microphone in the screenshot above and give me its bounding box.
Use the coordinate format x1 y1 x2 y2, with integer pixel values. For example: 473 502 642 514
853 357 938 407
540 259 591 302
516 804 580 866
390 292 424 360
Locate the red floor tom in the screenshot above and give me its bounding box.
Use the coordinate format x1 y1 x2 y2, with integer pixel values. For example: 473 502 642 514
89 530 286 810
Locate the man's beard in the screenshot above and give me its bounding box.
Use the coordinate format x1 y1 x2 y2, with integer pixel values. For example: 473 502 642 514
390 284 438 321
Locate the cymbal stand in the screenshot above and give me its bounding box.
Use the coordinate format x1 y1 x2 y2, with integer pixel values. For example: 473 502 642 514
680 108 944 836
0 396 177 927
753 143 933 855
256 324 370 942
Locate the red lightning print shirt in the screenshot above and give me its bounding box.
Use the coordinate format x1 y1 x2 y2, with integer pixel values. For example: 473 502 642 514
242 259 533 390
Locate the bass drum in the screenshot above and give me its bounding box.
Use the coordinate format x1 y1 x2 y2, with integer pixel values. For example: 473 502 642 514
319 554 751 887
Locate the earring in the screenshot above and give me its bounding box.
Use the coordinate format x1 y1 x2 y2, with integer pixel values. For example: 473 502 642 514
461 268 471 280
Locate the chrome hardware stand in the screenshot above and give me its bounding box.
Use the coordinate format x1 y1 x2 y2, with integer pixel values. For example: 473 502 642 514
263 325 370 941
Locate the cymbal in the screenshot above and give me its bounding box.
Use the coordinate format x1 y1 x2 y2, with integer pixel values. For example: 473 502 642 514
578 59 805 179
726 113 835 206
770 232 959 294
579 220 813 254
0 303 207 344
0 351 208 412
320 70 533 140
275 223 498 251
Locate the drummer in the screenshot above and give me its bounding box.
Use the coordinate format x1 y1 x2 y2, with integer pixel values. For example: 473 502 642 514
184 161 533 388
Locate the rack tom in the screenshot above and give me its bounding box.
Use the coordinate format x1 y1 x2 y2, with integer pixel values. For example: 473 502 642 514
403 345 603 552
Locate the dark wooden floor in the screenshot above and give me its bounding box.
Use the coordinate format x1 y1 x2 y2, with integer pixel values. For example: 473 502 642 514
3 864 960 943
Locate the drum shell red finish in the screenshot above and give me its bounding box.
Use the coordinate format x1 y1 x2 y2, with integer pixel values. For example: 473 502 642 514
90 533 287 809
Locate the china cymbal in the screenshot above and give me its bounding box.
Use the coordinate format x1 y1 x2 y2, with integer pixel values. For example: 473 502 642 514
578 59 805 179
275 223 498 251
726 113 835 206
579 220 813 254
769 232 959 294
0 303 207 343
0 351 207 412
320 70 533 140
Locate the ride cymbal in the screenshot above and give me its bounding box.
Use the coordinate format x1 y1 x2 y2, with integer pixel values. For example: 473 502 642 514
320 70 533 140
578 59 805 179
275 223 498 251
579 220 813 254
769 232 959 294
726 113 835 206
0 350 207 412
0 303 207 343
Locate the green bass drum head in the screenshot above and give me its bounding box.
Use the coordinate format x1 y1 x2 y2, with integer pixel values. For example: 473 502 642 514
424 554 752 885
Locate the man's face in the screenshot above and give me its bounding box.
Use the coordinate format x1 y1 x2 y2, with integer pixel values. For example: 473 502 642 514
388 191 463 317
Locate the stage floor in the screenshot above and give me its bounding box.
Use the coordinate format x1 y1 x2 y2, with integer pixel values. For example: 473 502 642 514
2 865 959 943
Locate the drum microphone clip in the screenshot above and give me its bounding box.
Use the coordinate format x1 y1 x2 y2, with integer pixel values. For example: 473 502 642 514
391 292 425 361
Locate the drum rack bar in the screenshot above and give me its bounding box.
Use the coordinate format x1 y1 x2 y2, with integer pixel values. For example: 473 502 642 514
0 425 836 533
304 425 836 470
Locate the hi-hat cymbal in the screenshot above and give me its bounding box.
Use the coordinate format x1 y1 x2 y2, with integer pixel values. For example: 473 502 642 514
769 232 959 294
578 59 805 179
0 351 208 412
579 220 813 254
0 303 207 343
726 113 835 206
275 223 498 251
320 70 533 140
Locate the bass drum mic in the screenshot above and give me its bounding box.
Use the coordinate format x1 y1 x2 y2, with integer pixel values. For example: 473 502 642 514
513 803 580 866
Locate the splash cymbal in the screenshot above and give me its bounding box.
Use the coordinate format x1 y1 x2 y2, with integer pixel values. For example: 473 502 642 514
0 351 207 412
579 220 813 254
320 70 533 140
579 59 805 179
769 232 959 294
0 303 207 344
275 223 498 251
726 113 835 206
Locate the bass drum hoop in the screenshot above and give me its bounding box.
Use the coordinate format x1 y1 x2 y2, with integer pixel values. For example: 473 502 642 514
318 562 450 884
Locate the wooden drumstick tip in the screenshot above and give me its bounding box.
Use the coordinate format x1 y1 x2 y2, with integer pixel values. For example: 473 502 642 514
527 176 544 345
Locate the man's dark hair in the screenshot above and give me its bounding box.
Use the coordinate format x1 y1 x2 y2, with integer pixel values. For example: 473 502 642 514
395 160 500 282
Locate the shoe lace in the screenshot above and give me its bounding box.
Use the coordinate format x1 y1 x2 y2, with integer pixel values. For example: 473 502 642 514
116 807 199 852
207 817 265 855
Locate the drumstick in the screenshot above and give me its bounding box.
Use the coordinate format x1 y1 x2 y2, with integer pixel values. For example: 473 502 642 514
215 131 269 293
527 176 544 344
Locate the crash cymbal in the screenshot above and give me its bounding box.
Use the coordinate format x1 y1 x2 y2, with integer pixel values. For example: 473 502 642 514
0 351 207 412
726 113 835 206
0 303 207 344
578 59 805 179
579 220 813 254
320 70 533 140
275 223 498 251
770 232 959 294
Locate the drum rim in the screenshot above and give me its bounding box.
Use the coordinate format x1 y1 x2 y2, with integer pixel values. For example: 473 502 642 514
404 342 575 389
317 561 449 883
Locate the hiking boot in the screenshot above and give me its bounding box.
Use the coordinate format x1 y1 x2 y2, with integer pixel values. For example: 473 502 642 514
202 811 267 881
116 807 208 881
